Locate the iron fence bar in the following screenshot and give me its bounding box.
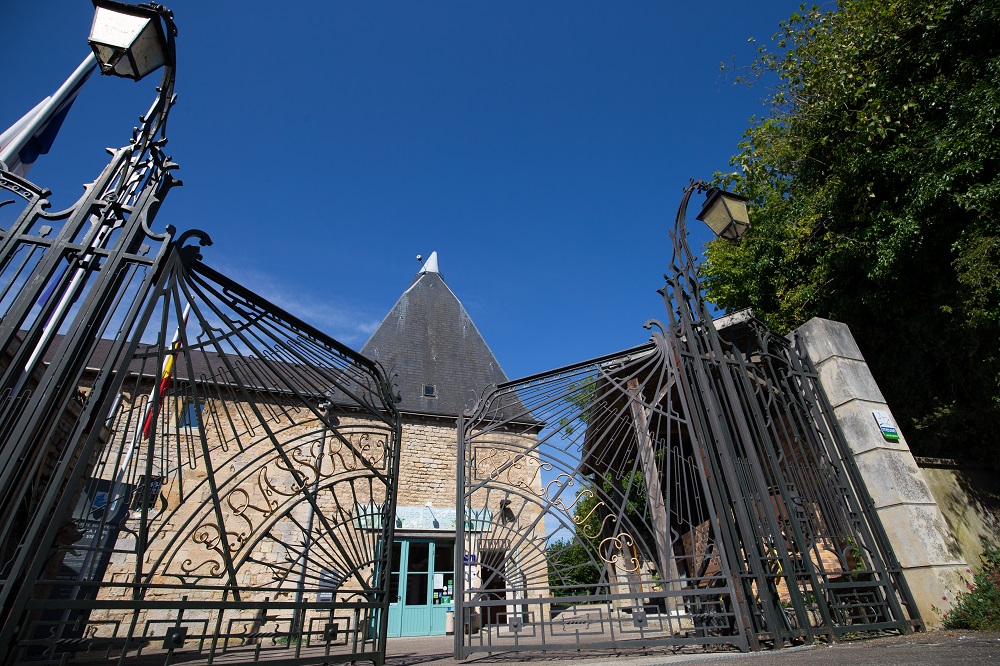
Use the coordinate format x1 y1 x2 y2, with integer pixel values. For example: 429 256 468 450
0 190 173 539
654 329 754 651
454 411 466 660
167 269 246 598
668 335 777 644
724 352 835 637
172 270 389 596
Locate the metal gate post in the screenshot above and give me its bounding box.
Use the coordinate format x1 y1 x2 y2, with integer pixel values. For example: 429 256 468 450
454 412 467 659
0 13 179 646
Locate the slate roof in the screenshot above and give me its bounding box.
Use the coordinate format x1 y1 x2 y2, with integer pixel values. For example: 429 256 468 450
360 253 510 418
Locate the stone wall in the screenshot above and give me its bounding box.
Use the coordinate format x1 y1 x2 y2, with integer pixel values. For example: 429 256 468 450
916 458 1000 570
396 416 461 509
89 392 393 639
792 317 969 627
83 391 545 638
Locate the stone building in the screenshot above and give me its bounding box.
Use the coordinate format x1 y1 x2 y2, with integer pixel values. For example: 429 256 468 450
360 252 544 637
75 251 540 642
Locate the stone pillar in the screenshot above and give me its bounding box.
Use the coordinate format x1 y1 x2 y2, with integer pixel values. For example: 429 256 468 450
792 317 968 627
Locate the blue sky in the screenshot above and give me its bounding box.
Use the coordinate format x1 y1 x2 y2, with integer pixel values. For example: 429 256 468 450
1 1 804 382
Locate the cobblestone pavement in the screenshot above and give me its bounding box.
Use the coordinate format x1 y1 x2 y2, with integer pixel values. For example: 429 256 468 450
385 631 1000 666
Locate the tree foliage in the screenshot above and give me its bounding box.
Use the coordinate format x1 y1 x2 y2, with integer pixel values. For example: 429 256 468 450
704 0 1000 464
546 470 657 596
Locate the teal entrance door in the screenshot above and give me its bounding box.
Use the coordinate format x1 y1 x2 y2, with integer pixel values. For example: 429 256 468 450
387 539 455 637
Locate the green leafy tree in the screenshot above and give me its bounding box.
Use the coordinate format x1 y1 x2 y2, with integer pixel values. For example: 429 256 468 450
704 0 1000 464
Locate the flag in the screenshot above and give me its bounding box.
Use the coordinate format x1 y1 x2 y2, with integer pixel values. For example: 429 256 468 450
140 304 191 440
0 55 96 178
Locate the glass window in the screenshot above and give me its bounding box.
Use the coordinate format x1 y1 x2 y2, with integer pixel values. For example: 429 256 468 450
178 399 204 427
435 543 453 573
434 541 455 605
408 542 429 572
405 573 428 605
389 573 400 604
391 541 402 573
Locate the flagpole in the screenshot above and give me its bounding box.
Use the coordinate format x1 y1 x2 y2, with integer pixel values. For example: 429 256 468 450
8 82 166 399
108 302 191 513
0 52 97 170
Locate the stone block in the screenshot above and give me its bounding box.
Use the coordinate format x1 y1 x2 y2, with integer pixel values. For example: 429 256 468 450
853 448 935 507
895 563 970 628
832 399 910 455
815 356 886 407
875 503 964 569
792 317 865 365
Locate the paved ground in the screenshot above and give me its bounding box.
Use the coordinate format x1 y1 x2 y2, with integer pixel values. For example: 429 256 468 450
384 631 1000 666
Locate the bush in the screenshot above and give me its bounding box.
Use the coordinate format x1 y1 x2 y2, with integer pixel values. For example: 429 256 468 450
941 548 1000 631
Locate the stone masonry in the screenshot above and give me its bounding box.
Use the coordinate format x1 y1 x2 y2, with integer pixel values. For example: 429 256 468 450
792 317 969 626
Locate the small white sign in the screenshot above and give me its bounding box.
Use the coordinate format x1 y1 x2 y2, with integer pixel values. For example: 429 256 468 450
872 410 900 442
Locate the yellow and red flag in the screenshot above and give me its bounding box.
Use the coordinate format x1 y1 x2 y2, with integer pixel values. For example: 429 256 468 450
141 303 191 440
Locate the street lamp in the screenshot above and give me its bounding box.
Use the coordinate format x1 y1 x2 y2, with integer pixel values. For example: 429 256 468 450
696 187 751 242
0 1 175 176
89 0 174 80
666 179 751 310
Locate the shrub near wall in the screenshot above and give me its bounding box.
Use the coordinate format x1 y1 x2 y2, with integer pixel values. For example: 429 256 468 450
941 548 1000 631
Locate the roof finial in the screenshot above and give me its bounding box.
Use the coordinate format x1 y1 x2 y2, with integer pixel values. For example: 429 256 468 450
418 251 439 275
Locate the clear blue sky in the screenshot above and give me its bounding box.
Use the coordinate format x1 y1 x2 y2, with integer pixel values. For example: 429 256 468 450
1 1 803 382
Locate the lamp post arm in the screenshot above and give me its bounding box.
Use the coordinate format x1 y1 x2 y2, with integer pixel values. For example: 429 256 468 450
125 4 179 170
667 179 712 323
98 5 179 212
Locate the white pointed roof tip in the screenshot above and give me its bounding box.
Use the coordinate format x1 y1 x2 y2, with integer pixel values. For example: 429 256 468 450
418 251 439 275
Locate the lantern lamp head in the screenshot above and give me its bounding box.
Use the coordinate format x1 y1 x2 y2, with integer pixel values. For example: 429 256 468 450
696 187 751 241
89 0 173 81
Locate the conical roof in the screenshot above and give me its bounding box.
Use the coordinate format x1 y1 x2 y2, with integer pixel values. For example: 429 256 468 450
360 252 509 418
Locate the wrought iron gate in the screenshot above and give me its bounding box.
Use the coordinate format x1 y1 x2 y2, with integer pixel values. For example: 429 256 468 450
455 182 919 658
0 68 400 664
0 219 401 664
457 337 751 656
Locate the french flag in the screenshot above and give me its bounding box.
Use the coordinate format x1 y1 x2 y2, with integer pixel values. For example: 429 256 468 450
0 55 97 178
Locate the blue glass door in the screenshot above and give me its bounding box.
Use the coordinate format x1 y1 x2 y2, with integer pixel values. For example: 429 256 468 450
386 539 455 637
